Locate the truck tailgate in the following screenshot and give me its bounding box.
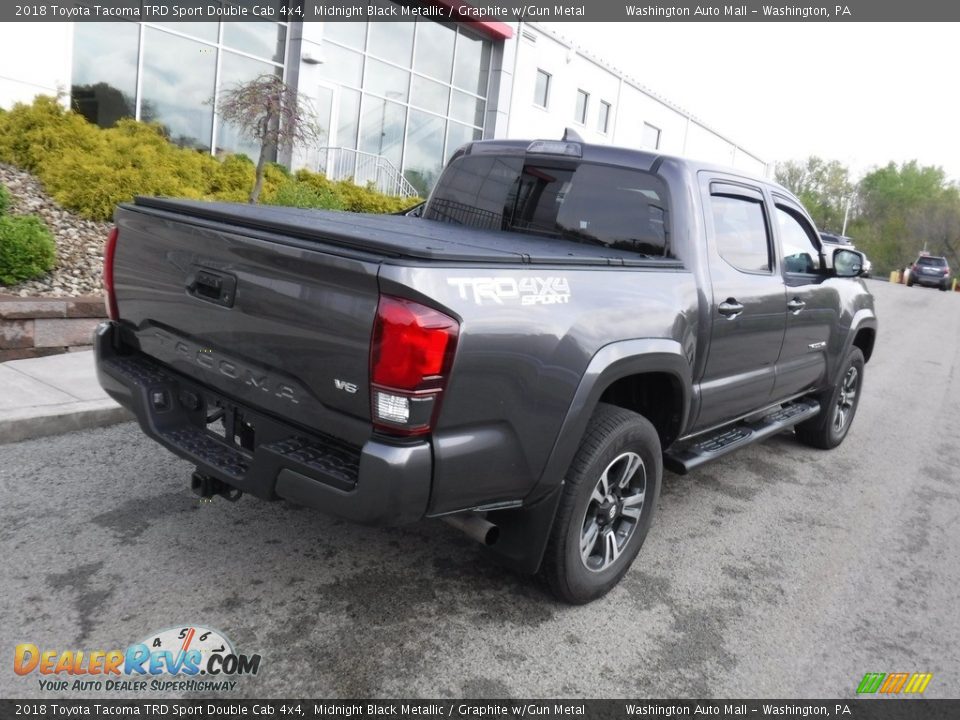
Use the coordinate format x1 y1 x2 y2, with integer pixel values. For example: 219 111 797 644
112 204 379 442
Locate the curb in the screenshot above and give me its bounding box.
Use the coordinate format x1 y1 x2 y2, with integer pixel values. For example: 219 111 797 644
0 399 133 445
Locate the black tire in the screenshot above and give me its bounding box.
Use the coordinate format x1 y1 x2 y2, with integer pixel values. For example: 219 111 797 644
940 283 948 292
906 279 914 287
795 347 865 450
542 403 662 604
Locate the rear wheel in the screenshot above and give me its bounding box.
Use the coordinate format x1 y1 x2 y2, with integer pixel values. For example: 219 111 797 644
542 403 661 604
796 347 865 450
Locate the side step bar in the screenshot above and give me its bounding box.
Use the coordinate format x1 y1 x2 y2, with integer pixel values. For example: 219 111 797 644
663 399 820 474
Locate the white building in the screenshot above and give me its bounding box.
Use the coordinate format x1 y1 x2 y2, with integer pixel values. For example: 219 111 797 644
0 13 769 198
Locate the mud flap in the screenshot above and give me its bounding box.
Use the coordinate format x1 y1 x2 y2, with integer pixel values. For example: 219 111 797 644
483 483 564 574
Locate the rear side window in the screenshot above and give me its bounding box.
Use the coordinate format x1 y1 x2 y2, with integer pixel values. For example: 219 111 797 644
710 195 771 273
424 155 672 257
917 256 947 267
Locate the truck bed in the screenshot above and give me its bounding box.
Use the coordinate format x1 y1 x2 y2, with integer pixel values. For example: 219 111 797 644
132 197 682 268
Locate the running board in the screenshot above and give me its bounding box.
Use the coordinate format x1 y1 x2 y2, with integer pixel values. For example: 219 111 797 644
663 399 820 475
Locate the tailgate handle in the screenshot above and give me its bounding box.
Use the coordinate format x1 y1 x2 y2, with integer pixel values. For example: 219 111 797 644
187 268 236 308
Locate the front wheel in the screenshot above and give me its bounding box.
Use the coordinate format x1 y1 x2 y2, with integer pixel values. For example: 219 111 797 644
796 347 865 449
542 403 662 604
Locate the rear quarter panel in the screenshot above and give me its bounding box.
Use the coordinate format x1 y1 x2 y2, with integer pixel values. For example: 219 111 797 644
378 263 699 515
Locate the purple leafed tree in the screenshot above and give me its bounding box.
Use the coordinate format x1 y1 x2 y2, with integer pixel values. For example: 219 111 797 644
215 74 324 203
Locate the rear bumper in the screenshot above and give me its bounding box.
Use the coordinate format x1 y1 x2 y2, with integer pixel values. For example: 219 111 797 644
94 322 431 525
913 274 947 286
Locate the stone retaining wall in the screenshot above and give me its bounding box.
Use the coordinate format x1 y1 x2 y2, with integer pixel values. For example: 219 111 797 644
0 295 106 361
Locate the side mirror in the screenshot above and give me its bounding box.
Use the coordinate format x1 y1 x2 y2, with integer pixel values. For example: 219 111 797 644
833 248 865 278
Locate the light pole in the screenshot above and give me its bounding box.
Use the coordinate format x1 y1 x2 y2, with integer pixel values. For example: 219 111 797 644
841 196 852 236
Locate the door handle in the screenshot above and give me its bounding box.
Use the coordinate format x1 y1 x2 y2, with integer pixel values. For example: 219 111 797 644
717 299 744 317
787 298 806 313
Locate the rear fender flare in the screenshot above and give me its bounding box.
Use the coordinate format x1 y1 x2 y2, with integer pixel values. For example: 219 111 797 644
528 338 692 505
833 310 877 384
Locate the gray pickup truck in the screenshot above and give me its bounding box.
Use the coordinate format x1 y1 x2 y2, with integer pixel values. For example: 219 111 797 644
95 134 877 603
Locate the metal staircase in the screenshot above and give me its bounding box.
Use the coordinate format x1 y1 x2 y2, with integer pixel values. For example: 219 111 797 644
316 147 418 199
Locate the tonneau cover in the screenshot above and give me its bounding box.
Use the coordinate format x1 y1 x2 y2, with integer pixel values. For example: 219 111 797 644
131 197 681 267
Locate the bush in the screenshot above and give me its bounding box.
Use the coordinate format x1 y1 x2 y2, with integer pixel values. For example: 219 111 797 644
0 215 57 285
266 179 344 210
0 96 422 220
0 184 10 215
0 96 100 172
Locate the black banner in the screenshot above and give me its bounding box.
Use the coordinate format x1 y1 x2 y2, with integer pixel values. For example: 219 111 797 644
1 700 960 720
3 0 960 23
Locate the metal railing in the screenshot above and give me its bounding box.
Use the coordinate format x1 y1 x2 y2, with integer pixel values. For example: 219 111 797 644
315 147 418 199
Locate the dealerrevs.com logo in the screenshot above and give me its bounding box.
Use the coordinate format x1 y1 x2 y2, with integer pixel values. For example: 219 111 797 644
14 626 262 693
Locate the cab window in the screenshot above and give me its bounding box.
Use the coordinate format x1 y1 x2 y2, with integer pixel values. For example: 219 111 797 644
776 206 821 274
710 194 771 273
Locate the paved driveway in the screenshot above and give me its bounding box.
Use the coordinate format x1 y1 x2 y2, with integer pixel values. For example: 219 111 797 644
2 279 958 699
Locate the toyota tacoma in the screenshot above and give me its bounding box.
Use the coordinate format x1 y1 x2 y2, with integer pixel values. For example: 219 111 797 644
95 133 877 603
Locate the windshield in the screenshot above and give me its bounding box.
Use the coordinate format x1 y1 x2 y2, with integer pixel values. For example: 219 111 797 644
917 256 947 267
424 155 672 257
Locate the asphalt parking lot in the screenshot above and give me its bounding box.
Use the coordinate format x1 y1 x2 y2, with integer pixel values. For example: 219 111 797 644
2 279 958 699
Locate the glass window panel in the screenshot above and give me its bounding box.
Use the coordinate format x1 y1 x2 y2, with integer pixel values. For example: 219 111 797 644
450 90 484 128
364 58 409 102
598 101 611 134
777 207 822 273
575 90 589 125
71 22 138 127
323 21 367 50
216 51 282 160
534 70 550 108
642 122 661 149
368 21 414 68
141 28 216 152
222 22 286 63
424 158 671 258
712 195 771 273
153 22 219 42
453 31 490 96
337 88 361 151
411 75 449 115
316 42 363 87
414 22 455 82
445 121 481 162
404 110 446 196
359 95 405 171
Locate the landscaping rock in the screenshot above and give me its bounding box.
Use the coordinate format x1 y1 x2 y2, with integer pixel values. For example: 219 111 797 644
0 164 111 298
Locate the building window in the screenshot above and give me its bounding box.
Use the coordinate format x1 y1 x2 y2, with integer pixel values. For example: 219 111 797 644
574 90 589 125
70 20 289 159
598 101 611 134
321 21 491 197
534 69 550 108
642 122 661 149
140 27 217 152
71 22 139 128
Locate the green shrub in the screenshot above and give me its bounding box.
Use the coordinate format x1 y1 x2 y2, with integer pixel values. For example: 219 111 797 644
0 96 422 220
0 184 10 215
0 215 57 285
0 96 100 172
266 180 344 210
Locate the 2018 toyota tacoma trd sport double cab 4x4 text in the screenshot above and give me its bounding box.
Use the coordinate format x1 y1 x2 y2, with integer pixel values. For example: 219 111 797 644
95 133 877 603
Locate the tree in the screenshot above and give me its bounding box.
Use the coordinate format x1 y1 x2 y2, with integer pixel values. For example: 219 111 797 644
851 161 954 272
215 74 323 203
907 188 960 269
775 156 854 232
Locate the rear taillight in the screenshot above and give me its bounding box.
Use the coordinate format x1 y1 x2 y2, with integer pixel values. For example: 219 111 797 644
370 295 459 436
944 267 951 276
104 227 119 321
